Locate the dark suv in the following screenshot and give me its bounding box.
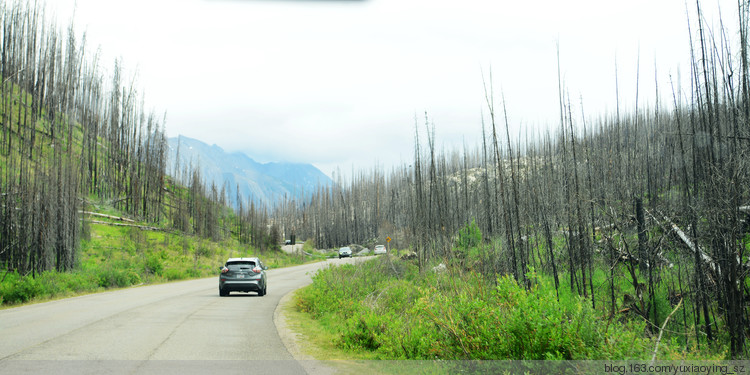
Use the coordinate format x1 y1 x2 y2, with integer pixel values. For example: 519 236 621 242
219 257 267 296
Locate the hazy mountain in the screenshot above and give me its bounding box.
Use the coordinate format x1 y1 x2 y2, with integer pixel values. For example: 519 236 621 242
167 136 332 207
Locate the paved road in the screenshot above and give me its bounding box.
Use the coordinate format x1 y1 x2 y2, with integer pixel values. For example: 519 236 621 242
0 257 362 375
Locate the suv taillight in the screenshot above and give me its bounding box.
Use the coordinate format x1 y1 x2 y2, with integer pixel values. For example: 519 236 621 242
252 267 262 273
221 267 229 274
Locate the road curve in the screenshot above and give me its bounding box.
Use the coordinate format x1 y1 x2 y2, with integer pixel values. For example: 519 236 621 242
0 257 364 375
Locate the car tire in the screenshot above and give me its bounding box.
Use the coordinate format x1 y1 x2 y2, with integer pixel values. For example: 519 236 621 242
219 287 228 297
258 285 265 296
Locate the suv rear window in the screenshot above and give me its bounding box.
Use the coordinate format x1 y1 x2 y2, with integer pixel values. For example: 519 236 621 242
226 261 256 271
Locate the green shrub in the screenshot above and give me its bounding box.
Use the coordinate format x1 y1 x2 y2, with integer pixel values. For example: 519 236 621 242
341 312 385 351
145 254 163 276
0 272 41 304
456 218 482 250
66 272 101 292
454 219 482 263
34 272 70 298
163 268 186 281
0 270 107 306
413 271 655 360
97 267 140 288
185 268 201 278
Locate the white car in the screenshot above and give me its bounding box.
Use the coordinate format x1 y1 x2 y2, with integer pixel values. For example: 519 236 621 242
338 246 352 259
374 245 387 255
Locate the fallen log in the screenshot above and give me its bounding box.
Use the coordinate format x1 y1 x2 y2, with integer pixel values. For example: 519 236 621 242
86 220 164 231
649 210 718 274
79 211 136 223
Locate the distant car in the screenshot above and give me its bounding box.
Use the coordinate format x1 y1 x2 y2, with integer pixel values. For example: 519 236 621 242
219 257 267 297
284 240 292 245
338 246 352 259
374 245 387 255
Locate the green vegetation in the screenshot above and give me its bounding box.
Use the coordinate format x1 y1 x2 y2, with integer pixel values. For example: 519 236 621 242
295 255 725 361
292 220 730 361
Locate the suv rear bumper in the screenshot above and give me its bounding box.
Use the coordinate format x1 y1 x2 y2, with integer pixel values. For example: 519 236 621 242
220 279 263 292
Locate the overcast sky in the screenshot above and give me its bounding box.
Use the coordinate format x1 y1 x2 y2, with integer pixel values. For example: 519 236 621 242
47 0 728 179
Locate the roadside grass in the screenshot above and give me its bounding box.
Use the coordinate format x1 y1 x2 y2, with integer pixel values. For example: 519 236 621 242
293 255 728 361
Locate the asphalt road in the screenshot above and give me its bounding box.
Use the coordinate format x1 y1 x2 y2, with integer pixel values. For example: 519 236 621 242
0 257 363 375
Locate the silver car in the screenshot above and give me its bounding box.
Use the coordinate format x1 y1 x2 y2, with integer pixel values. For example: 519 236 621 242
374 245 387 255
219 257 267 296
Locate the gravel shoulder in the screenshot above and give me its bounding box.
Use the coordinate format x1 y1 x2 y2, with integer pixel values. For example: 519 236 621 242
274 288 316 362
274 257 376 375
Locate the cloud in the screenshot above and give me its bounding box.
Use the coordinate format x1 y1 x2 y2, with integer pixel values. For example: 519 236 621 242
48 0 707 181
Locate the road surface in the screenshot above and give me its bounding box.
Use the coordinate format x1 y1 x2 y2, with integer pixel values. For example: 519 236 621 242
0 257 362 374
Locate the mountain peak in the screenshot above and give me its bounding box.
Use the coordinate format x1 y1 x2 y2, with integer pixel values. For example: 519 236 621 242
167 136 331 207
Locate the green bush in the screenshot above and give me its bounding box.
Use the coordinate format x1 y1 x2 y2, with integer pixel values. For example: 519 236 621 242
185 268 201 278
454 219 482 263
341 312 385 351
145 254 163 276
97 266 140 288
456 218 482 250
65 272 101 292
0 270 105 306
0 272 40 304
163 268 187 281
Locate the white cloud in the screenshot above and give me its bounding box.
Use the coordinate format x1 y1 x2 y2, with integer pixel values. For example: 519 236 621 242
47 0 726 179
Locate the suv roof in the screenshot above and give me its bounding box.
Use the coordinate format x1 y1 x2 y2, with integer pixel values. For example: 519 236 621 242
226 257 260 263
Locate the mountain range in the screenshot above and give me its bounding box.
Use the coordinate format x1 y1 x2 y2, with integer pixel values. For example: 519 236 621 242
167 136 332 207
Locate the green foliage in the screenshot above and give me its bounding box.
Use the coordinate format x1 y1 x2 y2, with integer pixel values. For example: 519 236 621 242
0 270 101 304
145 253 164 276
295 257 708 360
162 268 187 281
0 272 42 304
422 271 649 360
97 267 142 288
455 218 482 251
